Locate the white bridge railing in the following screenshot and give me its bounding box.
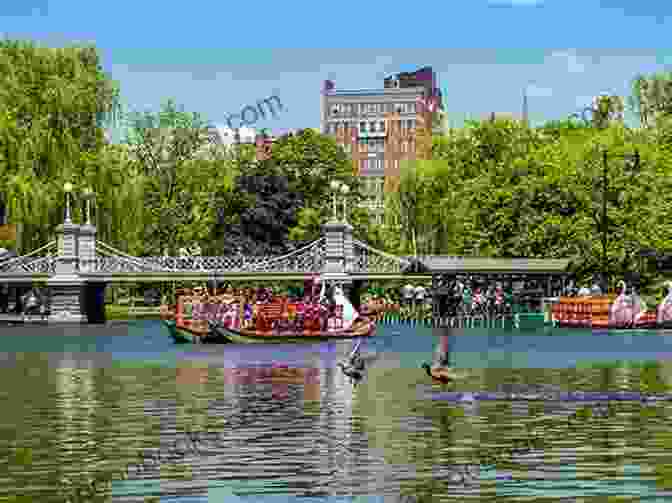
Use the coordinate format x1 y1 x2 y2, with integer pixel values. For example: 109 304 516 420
352 239 411 274
93 238 328 274
0 241 58 274
0 234 418 277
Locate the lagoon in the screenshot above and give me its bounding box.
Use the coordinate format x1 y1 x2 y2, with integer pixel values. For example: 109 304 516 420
2 321 672 501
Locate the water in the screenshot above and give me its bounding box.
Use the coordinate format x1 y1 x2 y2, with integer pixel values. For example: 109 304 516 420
2 321 672 502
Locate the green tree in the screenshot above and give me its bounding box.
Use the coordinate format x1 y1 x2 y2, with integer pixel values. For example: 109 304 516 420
0 39 121 252
122 99 237 255
628 71 672 128
260 129 358 210
386 116 671 291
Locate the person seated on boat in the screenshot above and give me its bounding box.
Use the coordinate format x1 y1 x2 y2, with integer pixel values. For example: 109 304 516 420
577 285 592 297
334 305 344 330
242 303 253 329
590 283 603 296
256 287 268 304
327 304 337 331
276 310 291 333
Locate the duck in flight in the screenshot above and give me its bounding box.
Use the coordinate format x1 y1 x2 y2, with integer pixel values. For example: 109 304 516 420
337 339 378 384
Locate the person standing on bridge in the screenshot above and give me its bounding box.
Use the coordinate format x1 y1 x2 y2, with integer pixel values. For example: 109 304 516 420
414 284 427 309
402 284 415 308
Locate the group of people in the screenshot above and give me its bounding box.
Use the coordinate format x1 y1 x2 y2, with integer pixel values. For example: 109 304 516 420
181 277 362 332
400 284 431 307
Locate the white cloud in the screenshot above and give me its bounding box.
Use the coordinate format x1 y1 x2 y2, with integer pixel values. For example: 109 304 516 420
549 49 586 74
526 84 553 97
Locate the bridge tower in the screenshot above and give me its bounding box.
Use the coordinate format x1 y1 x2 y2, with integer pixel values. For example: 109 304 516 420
47 189 104 323
320 217 363 310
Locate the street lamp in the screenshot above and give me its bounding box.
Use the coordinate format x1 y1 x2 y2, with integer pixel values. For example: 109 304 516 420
330 180 342 221
63 182 73 224
82 187 95 226
340 183 350 222
597 149 640 291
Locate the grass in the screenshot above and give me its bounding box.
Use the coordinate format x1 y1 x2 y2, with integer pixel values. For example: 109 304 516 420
105 304 162 321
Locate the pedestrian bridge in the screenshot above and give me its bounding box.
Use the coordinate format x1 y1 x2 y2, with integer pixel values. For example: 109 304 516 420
0 224 425 283
0 212 571 323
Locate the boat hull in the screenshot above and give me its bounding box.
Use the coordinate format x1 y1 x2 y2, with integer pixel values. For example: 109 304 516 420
556 321 672 330
163 320 198 343
162 319 227 343
210 320 376 344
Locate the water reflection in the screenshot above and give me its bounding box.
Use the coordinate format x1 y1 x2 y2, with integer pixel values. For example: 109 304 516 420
3 324 672 501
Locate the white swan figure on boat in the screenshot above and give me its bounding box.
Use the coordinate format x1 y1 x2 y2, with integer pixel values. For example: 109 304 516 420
658 281 672 325
610 280 643 327
333 285 359 330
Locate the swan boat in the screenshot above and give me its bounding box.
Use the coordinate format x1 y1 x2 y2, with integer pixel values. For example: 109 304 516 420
551 280 672 330
160 281 376 344
209 285 376 344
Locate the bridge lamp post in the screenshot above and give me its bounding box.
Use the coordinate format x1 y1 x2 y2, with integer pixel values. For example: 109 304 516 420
340 183 350 222
329 180 342 222
82 187 95 226
63 182 73 224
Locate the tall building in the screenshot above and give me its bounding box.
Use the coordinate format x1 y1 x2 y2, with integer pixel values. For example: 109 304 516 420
320 67 442 223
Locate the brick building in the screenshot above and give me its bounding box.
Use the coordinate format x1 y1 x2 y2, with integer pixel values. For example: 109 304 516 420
320 67 442 223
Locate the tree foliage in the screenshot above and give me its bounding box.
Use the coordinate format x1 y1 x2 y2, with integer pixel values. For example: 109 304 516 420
0 36 670 299
121 99 237 255
629 71 672 128
383 117 672 292
0 39 123 251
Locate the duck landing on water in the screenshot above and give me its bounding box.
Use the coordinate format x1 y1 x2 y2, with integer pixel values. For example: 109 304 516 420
422 362 459 383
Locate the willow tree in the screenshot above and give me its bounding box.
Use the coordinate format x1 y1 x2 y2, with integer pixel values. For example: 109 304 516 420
0 39 122 252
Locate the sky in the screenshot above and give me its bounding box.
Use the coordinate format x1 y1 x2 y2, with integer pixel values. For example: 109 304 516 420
2 0 672 141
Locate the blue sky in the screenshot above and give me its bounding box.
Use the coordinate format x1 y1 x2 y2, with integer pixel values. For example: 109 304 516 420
2 0 672 140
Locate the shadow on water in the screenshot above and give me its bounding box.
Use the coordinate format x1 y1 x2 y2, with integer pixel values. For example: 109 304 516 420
2 321 672 501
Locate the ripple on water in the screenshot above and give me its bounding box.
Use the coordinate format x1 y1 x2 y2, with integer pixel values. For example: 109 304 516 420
2 322 672 501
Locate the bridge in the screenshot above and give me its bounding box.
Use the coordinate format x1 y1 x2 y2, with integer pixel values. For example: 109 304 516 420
0 203 571 323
